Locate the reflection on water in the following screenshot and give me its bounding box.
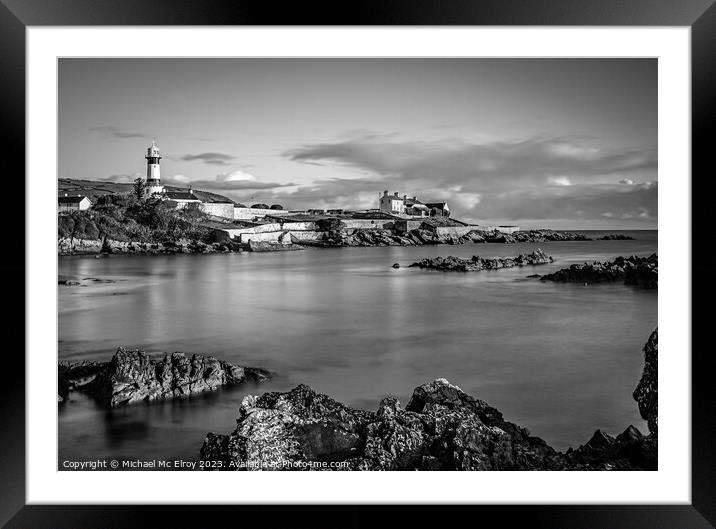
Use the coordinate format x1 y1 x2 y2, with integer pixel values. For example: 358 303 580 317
59 231 657 465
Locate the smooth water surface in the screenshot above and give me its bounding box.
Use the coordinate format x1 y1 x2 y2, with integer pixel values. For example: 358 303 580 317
58 230 657 465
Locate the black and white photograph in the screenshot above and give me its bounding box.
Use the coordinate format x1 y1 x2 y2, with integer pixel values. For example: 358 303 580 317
56 57 658 472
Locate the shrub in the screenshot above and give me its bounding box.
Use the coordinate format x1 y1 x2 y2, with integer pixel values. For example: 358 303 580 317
58 216 75 238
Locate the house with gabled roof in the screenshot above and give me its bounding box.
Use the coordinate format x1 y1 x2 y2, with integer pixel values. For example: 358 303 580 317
58 194 92 212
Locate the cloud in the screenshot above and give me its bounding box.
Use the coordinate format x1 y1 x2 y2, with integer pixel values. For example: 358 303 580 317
285 135 656 190
275 133 657 225
96 172 142 183
548 176 572 186
178 152 236 165
163 169 294 191
90 126 153 139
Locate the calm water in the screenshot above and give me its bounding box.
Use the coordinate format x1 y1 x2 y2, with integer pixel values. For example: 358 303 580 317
58 230 657 466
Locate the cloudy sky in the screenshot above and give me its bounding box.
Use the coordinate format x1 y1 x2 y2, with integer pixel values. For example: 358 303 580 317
59 58 656 229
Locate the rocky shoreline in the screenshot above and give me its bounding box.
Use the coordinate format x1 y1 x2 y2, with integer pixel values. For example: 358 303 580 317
199 329 658 471
539 254 657 289
58 229 594 256
302 228 591 249
408 249 553 272
58 236 239 256
58 348 270 406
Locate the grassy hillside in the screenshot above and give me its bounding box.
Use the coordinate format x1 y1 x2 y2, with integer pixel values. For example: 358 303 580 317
58 178 235 204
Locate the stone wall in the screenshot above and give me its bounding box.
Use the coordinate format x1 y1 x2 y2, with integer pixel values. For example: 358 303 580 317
201 202 235 219
287 230 327 242
482 225 521 234
280 221 318 231
234 207 292 220
435 226 480 238
342 219 395 230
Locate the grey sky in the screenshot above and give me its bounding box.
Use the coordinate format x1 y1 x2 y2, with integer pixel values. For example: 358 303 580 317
59 58 657 229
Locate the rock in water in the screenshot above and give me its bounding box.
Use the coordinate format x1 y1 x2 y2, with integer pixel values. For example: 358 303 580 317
633 328 658 436
597 234 635 240
200 371 656 471
59 348 270 407
392 263 400 269
540 254 657 289
408 249 553 272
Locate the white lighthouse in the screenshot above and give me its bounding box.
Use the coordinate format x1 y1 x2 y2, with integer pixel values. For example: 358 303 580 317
144 140 164 197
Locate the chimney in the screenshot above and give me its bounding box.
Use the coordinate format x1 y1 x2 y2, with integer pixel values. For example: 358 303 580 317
394 192 399 197
383 190 388 196
403 194 407 200
412 196 417 200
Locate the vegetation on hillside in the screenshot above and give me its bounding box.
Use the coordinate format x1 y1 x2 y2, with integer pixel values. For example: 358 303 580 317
57 178 236 205
58 194 215 243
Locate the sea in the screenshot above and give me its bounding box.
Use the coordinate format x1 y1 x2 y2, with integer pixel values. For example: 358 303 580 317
58 230 657 467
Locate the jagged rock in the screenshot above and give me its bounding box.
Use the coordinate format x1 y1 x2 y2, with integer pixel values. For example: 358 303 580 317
58 348 270 407
598 234 635 240
200 330 658 471
200 377 653 471
633 328 658 436
566 425 655 470
58 360 106 400
513 229 592 242
540 254 657 289
392 263 400 269
59 236 238 256
408 249 553 272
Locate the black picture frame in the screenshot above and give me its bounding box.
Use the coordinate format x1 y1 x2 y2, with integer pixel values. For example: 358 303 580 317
2 1 713 527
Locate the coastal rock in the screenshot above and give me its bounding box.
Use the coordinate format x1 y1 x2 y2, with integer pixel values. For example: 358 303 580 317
199 378 568 471
59 348 270 407
598 234 635 240
200 379 654 471
58 360 106 400
58 236 237 256
408 249 553 272
633 328 658 436
540 254 657 289
513 229 591 242
248 240 302 252
565 425 655 470
200 332 658 471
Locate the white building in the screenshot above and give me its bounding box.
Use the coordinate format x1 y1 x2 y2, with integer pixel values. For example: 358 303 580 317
144 140 164 197
58 194 92 212
378 190 449 218
379 191 405 216
164 190 202 208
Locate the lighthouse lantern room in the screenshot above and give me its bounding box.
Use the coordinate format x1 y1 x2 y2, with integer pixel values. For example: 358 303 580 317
144 140 165 197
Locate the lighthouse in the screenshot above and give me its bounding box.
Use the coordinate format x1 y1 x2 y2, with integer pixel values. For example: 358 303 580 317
144 140 165 197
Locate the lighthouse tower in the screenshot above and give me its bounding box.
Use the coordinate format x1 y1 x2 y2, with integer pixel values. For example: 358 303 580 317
144 140 164 197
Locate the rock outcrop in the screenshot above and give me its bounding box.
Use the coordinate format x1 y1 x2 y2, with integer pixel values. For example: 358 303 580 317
408 249 553 272
200 329 658 471
293 228 590 249
633 328 658 436
58 236 240 256
59 348 270 407
540 254 657 289
597 234 635 240
60 226 596 255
